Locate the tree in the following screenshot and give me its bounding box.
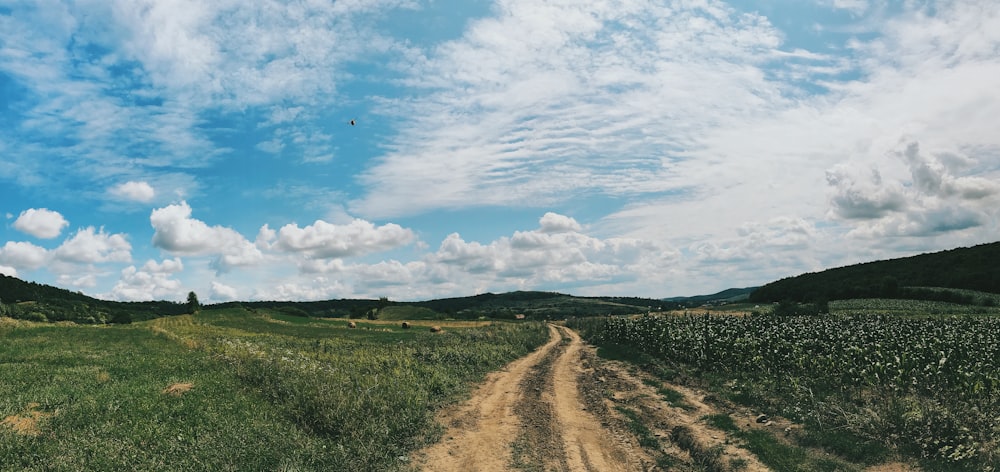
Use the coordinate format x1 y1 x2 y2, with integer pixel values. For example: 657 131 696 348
369 296 390 320
187 291 200 314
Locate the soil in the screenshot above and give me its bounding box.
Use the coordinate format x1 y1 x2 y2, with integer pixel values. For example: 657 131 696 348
413 323 917 471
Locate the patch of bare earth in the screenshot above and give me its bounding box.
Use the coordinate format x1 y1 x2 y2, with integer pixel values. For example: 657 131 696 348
414 324 652 471
602 364 770 471
1 402 53 437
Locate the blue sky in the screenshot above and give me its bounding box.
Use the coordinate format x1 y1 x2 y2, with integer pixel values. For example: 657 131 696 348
2 0 999 302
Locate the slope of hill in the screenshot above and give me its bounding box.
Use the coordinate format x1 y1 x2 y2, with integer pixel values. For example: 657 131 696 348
750 241 1000 303
662 287 757 306
1 274 188 323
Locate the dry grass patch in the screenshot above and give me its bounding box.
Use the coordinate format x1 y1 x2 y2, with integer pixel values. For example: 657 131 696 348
1 403 53 437
162 382 195 397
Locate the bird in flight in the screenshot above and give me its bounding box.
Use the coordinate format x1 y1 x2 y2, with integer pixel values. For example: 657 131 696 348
350 119 356 126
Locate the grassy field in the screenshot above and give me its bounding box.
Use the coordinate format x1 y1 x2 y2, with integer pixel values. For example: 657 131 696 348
0 309 549 471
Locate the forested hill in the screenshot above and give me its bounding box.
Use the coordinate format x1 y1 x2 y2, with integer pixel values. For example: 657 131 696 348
749 241 1000 303
0 274 187 323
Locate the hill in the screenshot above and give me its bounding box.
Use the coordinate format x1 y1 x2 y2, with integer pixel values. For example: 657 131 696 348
410 291 667 319
2 275 662 324
0 274 188 323
750 241 1000 304
661 287 757 307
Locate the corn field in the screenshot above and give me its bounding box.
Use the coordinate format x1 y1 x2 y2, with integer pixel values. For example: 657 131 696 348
568 313 1000 468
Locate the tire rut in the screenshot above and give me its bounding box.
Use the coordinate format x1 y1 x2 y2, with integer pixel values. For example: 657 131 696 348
414 324 648 472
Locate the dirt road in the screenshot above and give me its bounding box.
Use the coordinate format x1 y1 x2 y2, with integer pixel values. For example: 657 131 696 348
415 324 645 471
413 323 920 472
413 323 777 471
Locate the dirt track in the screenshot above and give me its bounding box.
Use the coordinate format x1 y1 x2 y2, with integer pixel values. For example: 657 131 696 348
414 323 922 472
415 323 767 471
415 324 644 471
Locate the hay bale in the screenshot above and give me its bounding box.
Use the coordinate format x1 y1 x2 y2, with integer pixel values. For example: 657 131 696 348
429 326 442 333
401 321 411 329
347 321 357 329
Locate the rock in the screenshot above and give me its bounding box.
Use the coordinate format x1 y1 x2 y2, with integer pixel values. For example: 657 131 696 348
755 414 769 423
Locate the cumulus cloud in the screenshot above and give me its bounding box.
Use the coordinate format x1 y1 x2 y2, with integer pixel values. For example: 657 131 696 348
266 219 415 258
0 241 49 271
538 212 582 234
110 180 156 202
826 166 907 220
52 227 132 264
827 140 998 239
895 141 1000 200
0 265 16 277
107 258 184 301
13 208 69 239
150 202 262 271
210 281 239 301
430 212 672 287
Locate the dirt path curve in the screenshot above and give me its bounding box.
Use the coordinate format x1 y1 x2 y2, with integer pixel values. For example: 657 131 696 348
415 324 644 472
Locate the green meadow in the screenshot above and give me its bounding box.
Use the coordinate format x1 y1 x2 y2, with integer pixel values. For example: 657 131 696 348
0 309 549 471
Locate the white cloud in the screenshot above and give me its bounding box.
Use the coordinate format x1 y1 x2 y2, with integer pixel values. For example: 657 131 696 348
267 219 415 258
210 281 239 301
110 180 156 202
428 213 674 289
107 258 184 301
538 212 582 234
52 227 132 264
828 0 869 14
354 0 789 217
57 273 98 289
150 201 262 271
826 165 908 220
0 241 49 271
0 265 18 277
13 208 69 239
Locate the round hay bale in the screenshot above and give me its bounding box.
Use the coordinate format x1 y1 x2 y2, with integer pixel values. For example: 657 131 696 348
401 321 411 329
429 326 442 333
347 321 357 329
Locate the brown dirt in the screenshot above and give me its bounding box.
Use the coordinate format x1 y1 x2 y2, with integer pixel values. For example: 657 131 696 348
413 323 922 472
414 324 655 471
162 382 195 396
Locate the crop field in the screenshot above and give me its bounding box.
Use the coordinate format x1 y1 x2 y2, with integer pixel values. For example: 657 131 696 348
568 309 1000 470
0 309 549 471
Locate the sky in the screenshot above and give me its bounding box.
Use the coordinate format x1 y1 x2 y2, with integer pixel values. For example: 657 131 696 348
1 0 999 303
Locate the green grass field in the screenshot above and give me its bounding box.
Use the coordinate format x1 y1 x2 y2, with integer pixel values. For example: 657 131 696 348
0 309 549 471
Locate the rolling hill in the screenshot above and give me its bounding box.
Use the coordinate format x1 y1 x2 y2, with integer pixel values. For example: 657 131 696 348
749 241 1000 303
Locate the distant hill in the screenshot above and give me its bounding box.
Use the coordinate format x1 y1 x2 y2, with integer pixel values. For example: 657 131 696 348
662 287 757 306
2 274 662 325
410 291 667 319
0 274 187 323
750 241 1000 304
